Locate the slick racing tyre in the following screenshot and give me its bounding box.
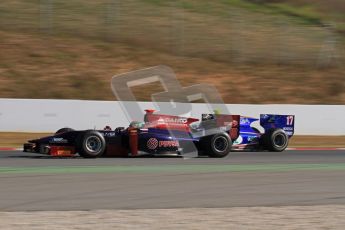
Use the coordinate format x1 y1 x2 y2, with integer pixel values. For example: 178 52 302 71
262 128 289 152
55 127 74 135
77 130 106 158
202 133 232 158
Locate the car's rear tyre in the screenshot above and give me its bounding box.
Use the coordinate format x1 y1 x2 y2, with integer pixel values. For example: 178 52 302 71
201 133 232 158
262 128 289 152
55 127 74 135
77 130 106 158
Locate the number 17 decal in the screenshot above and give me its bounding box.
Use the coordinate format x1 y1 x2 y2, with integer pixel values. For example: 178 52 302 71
287 116 294 126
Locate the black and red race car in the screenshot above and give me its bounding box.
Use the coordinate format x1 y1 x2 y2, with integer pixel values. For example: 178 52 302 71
23 110 240 158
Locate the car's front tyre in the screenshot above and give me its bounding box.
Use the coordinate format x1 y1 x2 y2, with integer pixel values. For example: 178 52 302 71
77 130 106 158
55 127 74 135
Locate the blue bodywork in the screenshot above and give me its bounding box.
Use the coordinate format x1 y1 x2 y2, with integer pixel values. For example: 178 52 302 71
233 114 295 150
136 128 202 155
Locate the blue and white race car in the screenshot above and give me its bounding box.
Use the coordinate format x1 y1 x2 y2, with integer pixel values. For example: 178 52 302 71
231 114 295 151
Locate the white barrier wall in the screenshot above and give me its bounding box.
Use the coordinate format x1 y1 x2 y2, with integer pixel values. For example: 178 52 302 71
1 99 345 135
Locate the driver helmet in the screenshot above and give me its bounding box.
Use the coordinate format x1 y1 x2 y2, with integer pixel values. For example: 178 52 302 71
129 121 145 129
103 125 112 131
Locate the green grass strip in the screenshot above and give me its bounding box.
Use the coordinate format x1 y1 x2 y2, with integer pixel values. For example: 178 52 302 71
1 163 345 174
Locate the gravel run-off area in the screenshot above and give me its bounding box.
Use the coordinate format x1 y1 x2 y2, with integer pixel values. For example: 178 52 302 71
1 205 345 230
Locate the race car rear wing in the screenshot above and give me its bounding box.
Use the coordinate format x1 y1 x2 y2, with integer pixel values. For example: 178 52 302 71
260 114 295 137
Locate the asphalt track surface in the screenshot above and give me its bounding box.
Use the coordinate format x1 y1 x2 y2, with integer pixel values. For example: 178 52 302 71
1 150 345 211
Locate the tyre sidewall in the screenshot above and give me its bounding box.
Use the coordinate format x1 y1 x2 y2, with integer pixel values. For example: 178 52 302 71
266 128 289 152
78 131 106 158
205 133 232 158
55 127 74 135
